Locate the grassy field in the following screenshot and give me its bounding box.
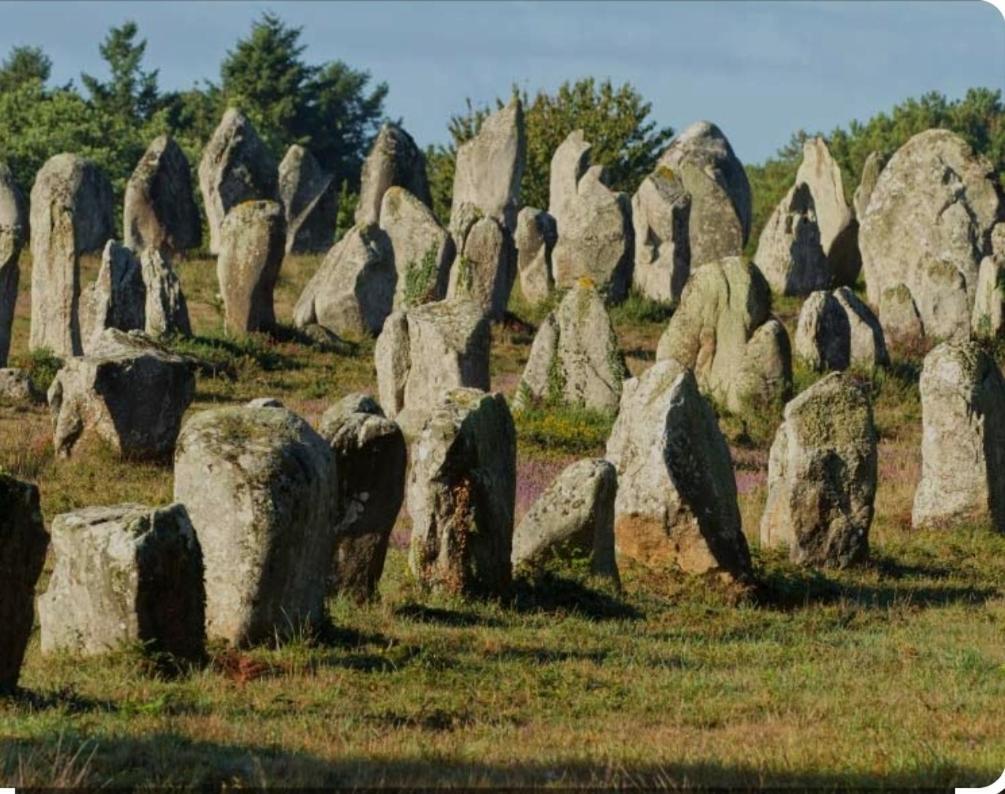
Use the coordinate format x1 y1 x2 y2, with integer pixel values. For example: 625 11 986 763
2 251 1004 789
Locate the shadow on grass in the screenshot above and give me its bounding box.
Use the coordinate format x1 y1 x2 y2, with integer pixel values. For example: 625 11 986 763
167 333 301 379
511 572 641 621
392 602 504 628
1 686 119 714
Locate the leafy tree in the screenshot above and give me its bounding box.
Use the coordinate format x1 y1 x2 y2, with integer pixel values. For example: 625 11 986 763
0 45 52 92
81 21 159 122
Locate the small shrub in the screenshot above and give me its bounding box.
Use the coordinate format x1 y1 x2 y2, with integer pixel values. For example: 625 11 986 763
515 404 615 455
14 347 63 394
403 246 441 307
609 289 674 326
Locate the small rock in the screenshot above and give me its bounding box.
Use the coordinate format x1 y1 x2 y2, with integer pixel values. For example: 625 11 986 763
0 368 43 405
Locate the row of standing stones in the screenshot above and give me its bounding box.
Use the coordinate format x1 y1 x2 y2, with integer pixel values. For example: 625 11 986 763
2 101 1005 691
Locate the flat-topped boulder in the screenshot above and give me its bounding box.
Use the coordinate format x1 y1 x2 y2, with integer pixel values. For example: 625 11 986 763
754 182 830 296
217 200 286 334
278 144 338 254
795 287 888 371
631 167 691 306
124 135 201 255
514 207 556 304
356 123 431 226
380 187 454 309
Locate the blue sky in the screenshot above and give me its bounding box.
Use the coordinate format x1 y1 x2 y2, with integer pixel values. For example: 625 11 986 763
2 1 1003 163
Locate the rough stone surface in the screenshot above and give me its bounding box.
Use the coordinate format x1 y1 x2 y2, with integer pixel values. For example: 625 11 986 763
355 123 431 226
549 131 633 302
658 122 751 267
511 458 618 580
293 223 394 337
794 287 888 371
631 168 691 306
514 279 627 412
860 129 1004 340
319 394 406 602
853 151 883 221
0 163 26 367
199 109 277 254
38 503 205 660
380 187 454 309
48 329 195 459
449 99 525 234
174 405 338 646
761 373 877 567
374 298 491 438
446 216 515 320
217 200 285 334
124 135 201 254
912 341 1005 531
278 144 337 254
81 241 147 351
878 283 924 343
29 153 116 356
754 182 830 296
971 252 1005 339
141 248 192 338
656 257 792 413
514 207 556 304
407 389 516 597
0 475 49 691
0 368 43 405
605 359 752 581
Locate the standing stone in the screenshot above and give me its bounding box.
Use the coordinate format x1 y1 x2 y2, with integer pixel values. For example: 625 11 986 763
860 129 1003 340
408 389 516 597
292 223 394 337
511 458 618 580
879 283 924 344
217 200 285 334
374 298 491 438
278 144 337 254
174 405 339 646
48 329 195 459
514 278 627 412
794 287 888 371
318 394 406 602
449 98 525 234
514 207 556 304
658 122 751 267
549 131 633 302
656 256 792 414
379 186 454 309
971 249 1005 339
912 341 1005 531
81 241 146 352
755 182 830 296
605 358 752 581
124 135 201 255
38 503 205 661
141 248 192 338
356 123 432 226
199 109 278 254
446 216 515 320
0 475 49 692
853 151 883 220
761 373 877 567
0 163 27 367
631 167 691 306
29 154 115 356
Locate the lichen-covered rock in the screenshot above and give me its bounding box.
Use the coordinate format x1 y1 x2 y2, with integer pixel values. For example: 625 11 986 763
374 298 490 438
446 216 515 320
141 248 192 338
318 394 406 602
0 162 26 367
656 256 792 413
514 279 626 412
971 252 1005 339
514 207 556 305
29 154 116 356
755 182 830 296
549 131 633 302
760 373 877 567
355 123 431 226
860 129 1003 340
0 475 49 691
380 187 454 309
449 98 525 234
0 368 43 405
658 122 751 267
174 404 338 646
48 329 195 459
38 503 205 660
81 241 147 351
293 223 394 337
278 144 337 254
124 135 201 254
794 287 888 371
198 109 278 254
407 389 516 597
605 359 752 581
912 341 1005 531
217 200 285 334
631 168 691 306
853 151 883 220
511 458 618 580
878 283 924 344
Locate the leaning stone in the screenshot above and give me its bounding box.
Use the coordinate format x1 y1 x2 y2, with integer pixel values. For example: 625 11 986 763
514 207 556 304
48 329 195 459
912 341 1005 531
761 373 877 567
380 186 454 309
794 287 888 371
356 123 432 226
278 144 337 254
754 182 830 296
878 283 924 344
605 358 752 581
174 404 338 646
971 253 1005 340
141 248 191 338
631 167 691 306
853 151 883 220
217 200 285 334
511 458 618 580
446 216 514 320
81 241 146 352
407 389 516 597
0 162 26 367
124 135 201 254
319 394 406 602
0 475 49 691
38 503 205 660
0 368 43 405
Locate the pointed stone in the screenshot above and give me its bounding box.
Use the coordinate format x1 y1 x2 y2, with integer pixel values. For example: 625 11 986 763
514 207 556 304
356 123 431 226
124 135 201 255
278 144 338 254
380 186 454 309
631 167 691 306
755 182 830 296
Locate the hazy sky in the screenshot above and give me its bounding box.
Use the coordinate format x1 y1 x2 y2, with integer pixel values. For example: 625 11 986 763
2 1 1003 163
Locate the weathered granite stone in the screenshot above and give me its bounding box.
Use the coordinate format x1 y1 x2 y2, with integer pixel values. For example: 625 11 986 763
878 283 925 344
124 135 201 254
356 123 432 226
141 248 192 338
446 216 515 320
631 167 691 306
853 151 883 220
278 144 337 254
81 241 146 352
514 207 556 304
380 186 454 309
217 200 285 334
755 182 830 296
0 368 43 405
0 163 26 367
971 252 1005 339
794 287 888 371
